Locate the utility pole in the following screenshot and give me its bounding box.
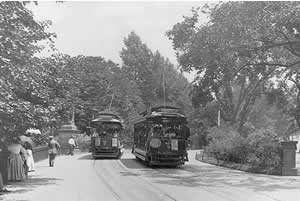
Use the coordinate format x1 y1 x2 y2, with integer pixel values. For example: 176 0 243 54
109 94 114 112
217 104 221 127
71 105 75 125
163 65 166 107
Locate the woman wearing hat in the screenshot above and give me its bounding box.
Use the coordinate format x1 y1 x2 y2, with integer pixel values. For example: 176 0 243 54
7 137 26 181
48 136 60 167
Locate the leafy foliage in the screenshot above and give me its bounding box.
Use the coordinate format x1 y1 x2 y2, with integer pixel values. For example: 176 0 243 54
120 31 192 113
0 2 56 139
206 125 281 172
167 2 300 132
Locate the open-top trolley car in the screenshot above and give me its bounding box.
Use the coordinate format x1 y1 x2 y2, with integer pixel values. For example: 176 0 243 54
132 106 190 166
90 112 123 158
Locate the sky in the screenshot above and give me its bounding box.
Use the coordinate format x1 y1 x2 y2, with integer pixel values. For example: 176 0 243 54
28 1 208 81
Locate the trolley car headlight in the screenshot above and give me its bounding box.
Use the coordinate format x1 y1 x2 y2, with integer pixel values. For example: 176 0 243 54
150 138 161 148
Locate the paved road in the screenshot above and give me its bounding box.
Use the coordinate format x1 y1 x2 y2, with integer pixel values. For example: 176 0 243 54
1 150 300 201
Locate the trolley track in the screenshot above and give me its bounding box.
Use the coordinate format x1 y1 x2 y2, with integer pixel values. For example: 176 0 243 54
92 159 122 201
91 157 178 201
89 151 282 201
115 159 178 201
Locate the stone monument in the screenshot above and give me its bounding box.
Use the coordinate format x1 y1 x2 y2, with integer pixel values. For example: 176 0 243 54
281 141 298 176
57 112 81 154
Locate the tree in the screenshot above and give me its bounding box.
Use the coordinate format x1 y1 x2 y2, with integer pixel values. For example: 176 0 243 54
0 2 56 137
53 55 145 137
120 32 192 112
167 2 300 133
120 31 155 107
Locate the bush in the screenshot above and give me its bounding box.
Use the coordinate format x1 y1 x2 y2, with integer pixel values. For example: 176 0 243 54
207 125 248 163
246 129 281 171
75 135 91 152
29 133 48 147
206 126 282 172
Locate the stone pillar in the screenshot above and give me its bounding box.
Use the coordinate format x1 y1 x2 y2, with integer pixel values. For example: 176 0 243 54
57 122 81 155
281 141 298 176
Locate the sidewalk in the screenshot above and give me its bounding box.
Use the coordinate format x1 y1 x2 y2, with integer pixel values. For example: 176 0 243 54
0 154 86 201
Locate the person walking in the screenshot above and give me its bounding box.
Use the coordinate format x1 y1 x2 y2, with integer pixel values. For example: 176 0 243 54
24 142 35 172
0 136 10 194
0 172 5 194
7 137 26 182
48 136 60 167
0 136 9 185
0 172 10 194
68 136 76 156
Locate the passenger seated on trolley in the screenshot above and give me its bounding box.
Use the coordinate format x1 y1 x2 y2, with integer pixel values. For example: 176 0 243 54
163 126 176 138
153 124 162 137
92 128 98 137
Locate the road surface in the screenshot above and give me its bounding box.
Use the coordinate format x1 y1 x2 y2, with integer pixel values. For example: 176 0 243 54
1 150 300 201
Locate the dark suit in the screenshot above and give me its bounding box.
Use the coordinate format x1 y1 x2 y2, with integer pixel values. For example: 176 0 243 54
0 141 8 184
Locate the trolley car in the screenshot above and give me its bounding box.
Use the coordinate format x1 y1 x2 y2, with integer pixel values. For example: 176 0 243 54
90 112 123 158
132 106 190 166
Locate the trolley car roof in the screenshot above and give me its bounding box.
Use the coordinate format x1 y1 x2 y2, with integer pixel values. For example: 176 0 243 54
134 105 186 124
91 111 123 126
97 111 121 119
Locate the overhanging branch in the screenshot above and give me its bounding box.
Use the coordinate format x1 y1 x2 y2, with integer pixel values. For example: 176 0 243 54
232 60 300 79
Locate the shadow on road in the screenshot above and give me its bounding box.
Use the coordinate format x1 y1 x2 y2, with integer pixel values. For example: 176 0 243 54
78 154 94 160
141 162 300 192
78 154 119 160
120 158 148 169
4 177 63 197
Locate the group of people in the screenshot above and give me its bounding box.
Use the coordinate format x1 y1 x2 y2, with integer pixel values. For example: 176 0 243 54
0 134 78 194
0 136 35 194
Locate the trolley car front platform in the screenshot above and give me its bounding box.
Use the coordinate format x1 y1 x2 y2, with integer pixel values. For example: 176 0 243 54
134 148 185 166
93 151 120 158
92 147 122 158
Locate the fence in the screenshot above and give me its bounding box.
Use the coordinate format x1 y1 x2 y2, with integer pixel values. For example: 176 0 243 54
33 145 48 162
195 149 216 162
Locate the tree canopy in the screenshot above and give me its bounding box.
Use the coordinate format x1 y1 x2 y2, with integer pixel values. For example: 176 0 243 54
167 1 300 134
0 2 56 138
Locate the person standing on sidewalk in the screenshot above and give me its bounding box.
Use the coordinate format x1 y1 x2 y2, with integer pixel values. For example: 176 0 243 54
0 172 5 194
48 136 60 167
68 136 76 156
0 172 10 194
0 136 9 185
24 142 35 172
7 137 26 181
0 136 10 194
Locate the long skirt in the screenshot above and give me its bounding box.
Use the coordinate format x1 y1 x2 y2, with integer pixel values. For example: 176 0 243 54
7 154 25 181
26 150 35 171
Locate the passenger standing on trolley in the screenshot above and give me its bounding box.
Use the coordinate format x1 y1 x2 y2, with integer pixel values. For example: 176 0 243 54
48 136 60 167
182 125 190 161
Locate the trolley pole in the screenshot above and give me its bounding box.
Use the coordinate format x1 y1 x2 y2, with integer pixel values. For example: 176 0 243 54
109 94 114 112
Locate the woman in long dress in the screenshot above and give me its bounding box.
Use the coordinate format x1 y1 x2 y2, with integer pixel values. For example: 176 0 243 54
24 142 35 172
7 137 26 181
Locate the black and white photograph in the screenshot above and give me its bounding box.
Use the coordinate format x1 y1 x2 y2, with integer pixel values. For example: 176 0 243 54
0 1 300 201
